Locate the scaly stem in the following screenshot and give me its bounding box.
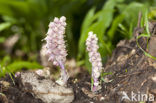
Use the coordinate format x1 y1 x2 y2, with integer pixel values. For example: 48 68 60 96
92 77 98 92
91 67 98 92
58 61 69 84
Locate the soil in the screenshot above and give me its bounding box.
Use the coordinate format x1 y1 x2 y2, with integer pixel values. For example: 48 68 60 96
0 75 44 103
70 37 156 103
1 35 156 103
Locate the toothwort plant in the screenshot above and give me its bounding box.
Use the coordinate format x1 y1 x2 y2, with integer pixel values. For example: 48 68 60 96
86 31 103 92
45 16 68 86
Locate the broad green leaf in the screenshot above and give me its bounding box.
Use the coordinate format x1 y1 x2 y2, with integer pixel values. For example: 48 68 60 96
108 2 147 41
78 7 96 59
1 56 11 67
7 61 43 73
108 14 125 40
0 37 5 43
0 22 12 32
78 0 116 61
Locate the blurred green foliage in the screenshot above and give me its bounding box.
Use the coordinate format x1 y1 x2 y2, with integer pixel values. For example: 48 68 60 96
78 0 156 70
0 55 42 77
0 0 156 75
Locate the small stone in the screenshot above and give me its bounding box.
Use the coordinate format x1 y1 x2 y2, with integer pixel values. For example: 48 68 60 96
151 75 156 82
20 72 74 103
0 81 10 89
100 96 105 101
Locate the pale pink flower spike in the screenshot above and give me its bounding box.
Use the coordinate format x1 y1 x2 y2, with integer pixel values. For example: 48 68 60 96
45 16 68 85
86 31 103 92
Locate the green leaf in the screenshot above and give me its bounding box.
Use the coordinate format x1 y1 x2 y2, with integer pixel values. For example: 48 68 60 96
7 61 43 72
78 0 116 61
0 22 12 32
1 56 11 67
108 14 125 40
145 10 150 36
0 37 5 43
136 34 156 60
78 7 96 59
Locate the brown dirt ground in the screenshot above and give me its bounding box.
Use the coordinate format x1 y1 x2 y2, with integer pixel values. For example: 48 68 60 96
1 37 156 103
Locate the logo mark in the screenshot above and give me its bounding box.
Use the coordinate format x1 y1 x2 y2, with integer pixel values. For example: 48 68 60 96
121 91 154 102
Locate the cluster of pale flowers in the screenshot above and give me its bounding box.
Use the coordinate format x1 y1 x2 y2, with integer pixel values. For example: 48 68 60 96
86 31 103 92
44 16 103 92
45 16 68 85
45 16 67 66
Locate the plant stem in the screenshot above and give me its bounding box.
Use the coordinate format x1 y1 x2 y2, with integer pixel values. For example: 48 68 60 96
92 78 98 92
58 61 69 84
91 67 98 92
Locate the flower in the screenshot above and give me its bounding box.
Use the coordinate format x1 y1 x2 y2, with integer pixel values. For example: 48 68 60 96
86 31 103 92
45 16 68 85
